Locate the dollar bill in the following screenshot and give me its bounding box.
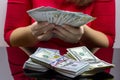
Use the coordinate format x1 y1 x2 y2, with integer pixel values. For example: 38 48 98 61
30 47 62 68
29 47 90 78
66 46 115 72
27 6 95 27
23 58 48 72
24 46 115 78
51 56 89 78
67 46 100 62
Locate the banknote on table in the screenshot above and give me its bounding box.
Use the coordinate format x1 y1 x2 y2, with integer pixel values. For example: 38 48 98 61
24 46 115 78
27 6 95 27
23 58 48 72
30 47 61 68
66 46 115 75
51 56 89 78
66 46 100 62
29 47 90 78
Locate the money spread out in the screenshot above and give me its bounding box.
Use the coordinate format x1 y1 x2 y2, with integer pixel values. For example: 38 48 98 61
27 6 95 27
66 46 114 70
23 46 115 78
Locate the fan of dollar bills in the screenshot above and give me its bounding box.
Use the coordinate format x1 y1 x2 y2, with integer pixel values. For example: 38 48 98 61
27 6 95 27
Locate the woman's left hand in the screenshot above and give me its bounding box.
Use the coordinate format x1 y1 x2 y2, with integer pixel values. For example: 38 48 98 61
53 25 84 43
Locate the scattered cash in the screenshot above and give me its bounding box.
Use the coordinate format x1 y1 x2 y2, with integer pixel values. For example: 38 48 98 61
27 6 95 27
23 46 115 78
28 47 89 78
66 46 115 73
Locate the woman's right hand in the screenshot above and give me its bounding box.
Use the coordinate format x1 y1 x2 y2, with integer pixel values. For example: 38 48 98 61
30 21 55 41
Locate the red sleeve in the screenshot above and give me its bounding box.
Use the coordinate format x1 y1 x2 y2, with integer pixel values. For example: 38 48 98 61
91 0 115 47
4 0 32 46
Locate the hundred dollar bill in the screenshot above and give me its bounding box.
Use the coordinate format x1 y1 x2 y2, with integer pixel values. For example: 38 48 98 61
81 59 115 76
88 60 114 70
26 46 115 78
27 6 95 27
66 46 115 76
67 46 100 62
29 47 90 78
23 58 48 72
30 47 62 68
51 56 89 78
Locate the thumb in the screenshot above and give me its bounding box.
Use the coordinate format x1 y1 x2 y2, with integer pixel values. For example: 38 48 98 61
79 26 85 34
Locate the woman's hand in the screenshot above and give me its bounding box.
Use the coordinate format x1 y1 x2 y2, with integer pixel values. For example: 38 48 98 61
30 21 55 41
53 25 84 43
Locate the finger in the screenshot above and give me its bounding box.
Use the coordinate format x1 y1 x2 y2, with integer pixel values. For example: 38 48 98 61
43 32 53 41
32 30 44 37
54 26 70 36
41 23 55 33
37 34 46 41
79 26 84 34
36 23 55 36
62 25 80 34
35 24 54 37
53 29 67 41
34 22 49 30
53 29 78 43
37 31 53 41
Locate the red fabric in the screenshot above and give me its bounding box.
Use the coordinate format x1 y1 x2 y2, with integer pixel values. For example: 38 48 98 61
91 0 115 47
4 0 115 79
7 47 36 80
4 0 115 47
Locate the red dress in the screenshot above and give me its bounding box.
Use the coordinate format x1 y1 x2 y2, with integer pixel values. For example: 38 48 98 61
4 0 115 80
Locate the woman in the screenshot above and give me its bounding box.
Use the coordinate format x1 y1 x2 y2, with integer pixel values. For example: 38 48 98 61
4 0 115 80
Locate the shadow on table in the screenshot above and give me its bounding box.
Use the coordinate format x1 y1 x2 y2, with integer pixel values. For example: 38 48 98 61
24 69 113 80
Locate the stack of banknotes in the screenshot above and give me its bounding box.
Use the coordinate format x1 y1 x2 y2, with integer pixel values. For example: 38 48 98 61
65 46 115 76
27 6 95 27
23 46 114 78
23 58 48 72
